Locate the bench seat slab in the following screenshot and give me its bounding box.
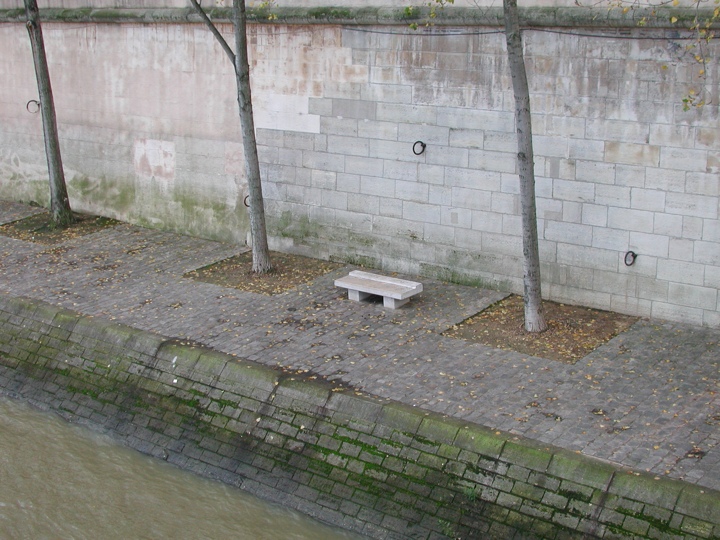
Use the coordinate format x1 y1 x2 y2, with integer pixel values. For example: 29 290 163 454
334 270 422 309
335 272 422 300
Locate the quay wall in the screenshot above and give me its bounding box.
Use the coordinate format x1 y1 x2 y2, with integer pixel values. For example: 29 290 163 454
0 7 719 327
1 7 719 329
0 294 718 539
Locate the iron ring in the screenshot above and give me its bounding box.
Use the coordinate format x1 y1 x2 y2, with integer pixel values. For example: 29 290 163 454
624 251 637 266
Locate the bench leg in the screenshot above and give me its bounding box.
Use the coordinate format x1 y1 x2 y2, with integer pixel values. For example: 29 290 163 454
348 289 372 302
383 296 409 309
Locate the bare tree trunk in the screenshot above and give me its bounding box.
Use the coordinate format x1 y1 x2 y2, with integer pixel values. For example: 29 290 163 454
232 0 271 273
189 0 272 274
24 0 74 228
503 0 547 332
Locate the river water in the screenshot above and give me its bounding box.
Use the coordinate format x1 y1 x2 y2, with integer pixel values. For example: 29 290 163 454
0 396 364 540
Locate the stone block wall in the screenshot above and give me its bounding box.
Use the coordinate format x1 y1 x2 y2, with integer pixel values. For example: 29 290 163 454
0 7 718 327
256 22 720 329
1 294 718 539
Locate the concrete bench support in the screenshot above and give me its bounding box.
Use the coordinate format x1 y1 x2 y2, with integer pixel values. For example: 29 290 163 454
334 270 423 309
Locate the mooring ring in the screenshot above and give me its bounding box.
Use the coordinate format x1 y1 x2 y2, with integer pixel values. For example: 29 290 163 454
412 141 426 155
26 100 40 113
243 195 250 208
624 251 637 266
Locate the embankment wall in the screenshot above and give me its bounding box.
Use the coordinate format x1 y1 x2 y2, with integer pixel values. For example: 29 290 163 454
0 7 719 328
0 293 718 539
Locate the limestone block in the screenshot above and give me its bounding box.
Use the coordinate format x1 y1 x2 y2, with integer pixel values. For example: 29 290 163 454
666 193 718 219
629 231 670 258
657 259 705 286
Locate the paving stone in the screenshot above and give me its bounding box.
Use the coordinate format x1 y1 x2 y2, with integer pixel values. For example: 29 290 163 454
0 200 717 493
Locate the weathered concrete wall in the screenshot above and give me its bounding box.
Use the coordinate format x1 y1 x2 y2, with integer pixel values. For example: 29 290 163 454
1 293 719 539
0 8 718 327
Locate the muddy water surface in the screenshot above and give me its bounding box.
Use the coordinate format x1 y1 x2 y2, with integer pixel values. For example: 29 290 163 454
0 396 364 540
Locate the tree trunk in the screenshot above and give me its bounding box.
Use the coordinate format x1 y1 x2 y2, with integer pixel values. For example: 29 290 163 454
24 0 74 228
232 0 272 274
503 0 547 332
189 0 272 274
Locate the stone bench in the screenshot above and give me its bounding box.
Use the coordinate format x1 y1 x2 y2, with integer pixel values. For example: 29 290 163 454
334 270 423 309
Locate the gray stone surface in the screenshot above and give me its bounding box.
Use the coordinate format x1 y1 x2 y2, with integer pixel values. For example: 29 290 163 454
0 200 718 492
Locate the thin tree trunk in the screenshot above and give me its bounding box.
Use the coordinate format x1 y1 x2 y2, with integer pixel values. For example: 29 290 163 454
232 0 271 273
503 0 547 332
24 0 74 228
189 0 272 274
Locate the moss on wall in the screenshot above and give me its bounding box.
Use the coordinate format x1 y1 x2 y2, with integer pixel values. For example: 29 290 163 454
0 295 718 539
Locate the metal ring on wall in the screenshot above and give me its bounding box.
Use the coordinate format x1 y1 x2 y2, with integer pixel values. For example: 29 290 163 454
412 141 426 155
243 195 250 208
26 100 40 113
624 251 637 266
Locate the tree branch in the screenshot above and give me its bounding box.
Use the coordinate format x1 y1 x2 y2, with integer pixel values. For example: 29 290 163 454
188 0 236 66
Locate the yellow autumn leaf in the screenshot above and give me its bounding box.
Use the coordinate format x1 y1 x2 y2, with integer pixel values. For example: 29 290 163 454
670 16 678 23
623 6 630 13
672 0 679 5
699 69 705 75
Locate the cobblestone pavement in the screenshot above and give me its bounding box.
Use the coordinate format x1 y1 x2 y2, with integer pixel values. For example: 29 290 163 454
1 201 718 492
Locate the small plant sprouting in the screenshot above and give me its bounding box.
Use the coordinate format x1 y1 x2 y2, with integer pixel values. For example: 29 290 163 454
406 0 455 30
438 518 457 538
463 486 478 502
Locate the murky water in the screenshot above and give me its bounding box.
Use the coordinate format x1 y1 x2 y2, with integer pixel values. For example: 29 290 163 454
0 396 363 540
